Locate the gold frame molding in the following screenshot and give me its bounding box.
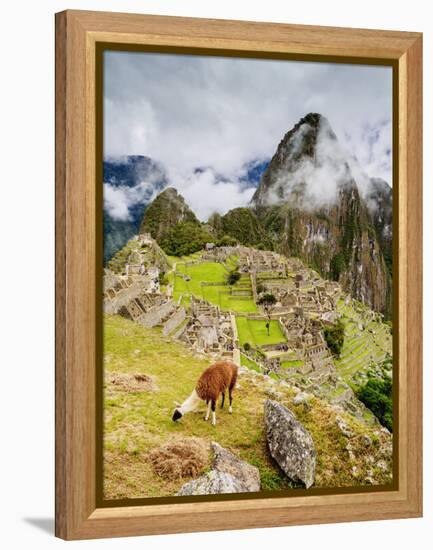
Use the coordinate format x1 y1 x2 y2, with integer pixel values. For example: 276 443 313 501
55 9 423 540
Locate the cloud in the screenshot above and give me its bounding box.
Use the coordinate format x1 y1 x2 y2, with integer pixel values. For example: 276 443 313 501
169 168 256 221
103 180 160 221
104 51 393 215
261 118 356 209
344 119 392 185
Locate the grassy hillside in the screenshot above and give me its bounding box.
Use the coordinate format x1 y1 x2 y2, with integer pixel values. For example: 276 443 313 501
104 314 392 499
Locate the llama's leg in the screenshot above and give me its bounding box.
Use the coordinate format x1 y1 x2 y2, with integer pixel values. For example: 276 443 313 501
228 388 233 414
220 392 225 409
204 400 211 421
211 400 216 426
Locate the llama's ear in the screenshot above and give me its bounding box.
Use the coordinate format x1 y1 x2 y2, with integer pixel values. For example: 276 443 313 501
173 401 181 407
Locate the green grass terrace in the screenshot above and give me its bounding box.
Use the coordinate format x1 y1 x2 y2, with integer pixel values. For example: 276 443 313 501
170 258 258 313
236 317 287 348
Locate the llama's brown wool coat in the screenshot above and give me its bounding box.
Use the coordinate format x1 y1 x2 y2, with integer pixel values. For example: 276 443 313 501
195 361 238 402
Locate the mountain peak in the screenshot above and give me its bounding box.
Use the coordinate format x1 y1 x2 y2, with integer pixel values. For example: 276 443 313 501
157 186 181 199
140 187 199 241
298 112 325 127
251 113 348 208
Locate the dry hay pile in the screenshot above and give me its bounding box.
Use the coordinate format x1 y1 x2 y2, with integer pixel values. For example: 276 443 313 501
106 372 155 393
147 438 210 480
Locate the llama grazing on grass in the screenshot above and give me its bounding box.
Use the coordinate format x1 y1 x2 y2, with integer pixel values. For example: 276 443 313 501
172 361 238 426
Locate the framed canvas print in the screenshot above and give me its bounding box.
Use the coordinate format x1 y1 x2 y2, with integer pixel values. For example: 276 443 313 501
55 10 423 540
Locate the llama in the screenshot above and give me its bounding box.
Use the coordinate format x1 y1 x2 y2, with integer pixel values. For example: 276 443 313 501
172 360 238 426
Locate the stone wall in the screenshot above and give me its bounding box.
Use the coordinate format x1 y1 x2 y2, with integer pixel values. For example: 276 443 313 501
104 283 145 314
136 300 176 328
162 307 186 336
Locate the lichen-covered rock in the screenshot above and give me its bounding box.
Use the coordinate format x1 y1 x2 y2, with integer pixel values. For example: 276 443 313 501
177 470 248 496
292 392 311 406
211 442 260 492
176 442 260 496
264 399 316 488
335 416 354 438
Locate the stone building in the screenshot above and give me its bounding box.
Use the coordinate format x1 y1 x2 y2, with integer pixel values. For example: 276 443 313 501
179 297 235 359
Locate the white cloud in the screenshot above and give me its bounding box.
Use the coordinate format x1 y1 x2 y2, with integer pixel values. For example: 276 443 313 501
169 168 256 221
261 118 355 209
103 180 159 221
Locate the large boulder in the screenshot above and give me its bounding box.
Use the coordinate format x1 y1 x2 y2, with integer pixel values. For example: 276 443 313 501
264 400 316 488
211 442 260 492
177 470 248 496
177 442 260 496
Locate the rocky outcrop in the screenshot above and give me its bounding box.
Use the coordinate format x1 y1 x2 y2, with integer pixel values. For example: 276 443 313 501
177 470 248 495
177 442 260 495
264 399 316 488
211 442 260 491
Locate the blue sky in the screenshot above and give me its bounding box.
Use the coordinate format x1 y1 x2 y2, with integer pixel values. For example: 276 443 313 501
104 51 392 220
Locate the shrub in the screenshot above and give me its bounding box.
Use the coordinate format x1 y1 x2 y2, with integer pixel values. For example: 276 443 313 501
216 235 238 247
160 222 213 257
159 271 168 286
257 293 277 335
256 283 265 294
227 269 241 285
323 320 345 357
330 253 346 281
356 377 393 432
257 293 277 306
243 342 251 352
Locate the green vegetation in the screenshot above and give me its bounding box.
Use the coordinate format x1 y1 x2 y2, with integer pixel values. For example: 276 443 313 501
216 235 238 247
240 353 261 372
218 207 271 247
104 314 392 498
139 187 199 242
107 240 137 274
256 283 265 294
172 260 258 313
336 299 392 386
161 222 213 257
257 293 277 306
258 293 277 335
248 457 295 490
356 376 393 432
236 317 286 347
330 253 346 281
323 320 345 357
158 271 168 286
227 268 241 285
281 360 304 369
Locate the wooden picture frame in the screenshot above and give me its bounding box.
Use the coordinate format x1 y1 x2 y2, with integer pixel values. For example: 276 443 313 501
55 9 423 540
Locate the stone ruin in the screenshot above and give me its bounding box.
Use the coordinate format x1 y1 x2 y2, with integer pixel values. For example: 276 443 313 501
103 269 176 328
245 249 287 275
201 244 247 264
278 313 335 376
178 296 235 360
